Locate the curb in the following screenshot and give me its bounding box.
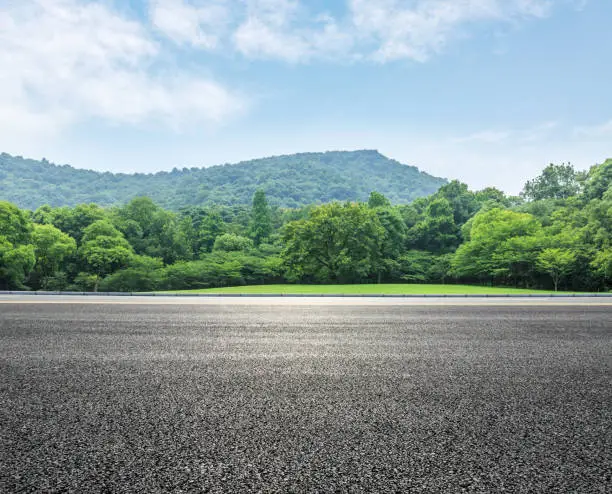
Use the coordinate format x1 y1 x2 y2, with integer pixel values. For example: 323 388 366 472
1 291 611 298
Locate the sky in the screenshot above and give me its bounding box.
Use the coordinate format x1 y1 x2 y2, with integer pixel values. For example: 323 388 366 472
0 0 610 194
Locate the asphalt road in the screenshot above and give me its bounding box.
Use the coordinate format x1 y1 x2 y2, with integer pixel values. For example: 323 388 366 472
1 300 610 492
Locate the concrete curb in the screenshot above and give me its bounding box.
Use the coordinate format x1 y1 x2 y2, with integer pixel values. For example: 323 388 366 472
1 291 611 298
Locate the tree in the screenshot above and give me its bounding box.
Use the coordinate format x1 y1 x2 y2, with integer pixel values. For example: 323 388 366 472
434 180 480 226
198 212 225 254
0 200 32 245
452 208 543 286
282 202 385 283
475 187 511 207
31 224 77 288
408 198 460 253
368 191 391 209
583 159 612 201
536 248 576 291
45 204 107 243
249 190 272 246
0 201 36 289
372 206 406 283
0 238 35 290
114 197 191 264
80 220 134 291
98 256 163 292
521 163 581 201
213 233 254 252
591 249 612 285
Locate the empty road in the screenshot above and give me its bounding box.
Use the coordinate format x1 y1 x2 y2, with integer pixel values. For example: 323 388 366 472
1 298 610 492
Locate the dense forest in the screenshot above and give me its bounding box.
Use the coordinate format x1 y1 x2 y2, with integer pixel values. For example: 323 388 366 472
1 158 610 293
0 150 446 210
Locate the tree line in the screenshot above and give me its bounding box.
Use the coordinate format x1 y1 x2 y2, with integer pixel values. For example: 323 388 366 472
0 150 445 210
1 159 610 292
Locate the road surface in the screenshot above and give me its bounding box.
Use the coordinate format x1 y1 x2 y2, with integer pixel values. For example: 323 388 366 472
1 298 610 492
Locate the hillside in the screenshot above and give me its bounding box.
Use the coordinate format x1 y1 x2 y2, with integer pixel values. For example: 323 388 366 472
0 150 446 210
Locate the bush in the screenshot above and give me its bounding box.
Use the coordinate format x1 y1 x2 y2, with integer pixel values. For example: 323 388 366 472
213 233 254 252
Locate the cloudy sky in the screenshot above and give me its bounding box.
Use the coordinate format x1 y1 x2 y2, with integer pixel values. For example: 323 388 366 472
1 0 610 194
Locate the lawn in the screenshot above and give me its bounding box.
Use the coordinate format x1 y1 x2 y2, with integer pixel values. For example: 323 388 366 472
158 284 575 295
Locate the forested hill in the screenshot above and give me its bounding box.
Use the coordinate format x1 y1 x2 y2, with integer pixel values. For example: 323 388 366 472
0 150 446 210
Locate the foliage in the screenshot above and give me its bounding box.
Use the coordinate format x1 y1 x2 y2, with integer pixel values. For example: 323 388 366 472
213 233 254 252
591 249 612 281
79 220 134 290
249 190 272 245
113 197 191 264
521 163 582 201
536 248 576 291
452 208 544 286
0 201 36 289
98 256 164 292
408 198 460 253
31 224 76 289
583 159 612 201
0 150 447 210
0 158 610 292
283 202 385 283
368 191 391 208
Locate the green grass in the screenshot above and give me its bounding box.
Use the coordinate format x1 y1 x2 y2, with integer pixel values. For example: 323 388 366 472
157 284 578 295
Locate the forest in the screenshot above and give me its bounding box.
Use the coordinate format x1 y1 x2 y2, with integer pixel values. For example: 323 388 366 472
0 159 610 293
0 150 446 210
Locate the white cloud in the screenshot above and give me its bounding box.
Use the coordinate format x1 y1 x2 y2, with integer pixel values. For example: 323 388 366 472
229 0 554 63
0 0 244 140
232 0 353 62
150 0 229 49
146 0 563 63
348 0 553 62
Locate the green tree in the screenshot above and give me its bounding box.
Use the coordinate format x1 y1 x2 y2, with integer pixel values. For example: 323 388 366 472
0 239 35 290
44 204 107 243
536 248 576 291
282 202 385 283
213 233 254 252
435 180 480 226
80 220 134 291
99 255 163 292
452 208 543 286
372 206 406 283
408 198 460 253
249 190 272 246
0 201 36 289
521 163 581 201
475 187 511 208
0 200 32 245
368 191 391 209
591 249 612 285
198 212 226 254
114 197 191 264
31 224 77 288
582 159 612 201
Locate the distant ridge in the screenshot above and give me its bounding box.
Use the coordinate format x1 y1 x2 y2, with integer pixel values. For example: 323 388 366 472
0 150 447 210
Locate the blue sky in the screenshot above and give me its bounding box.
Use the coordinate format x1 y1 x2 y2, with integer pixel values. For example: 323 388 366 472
1 0 610 194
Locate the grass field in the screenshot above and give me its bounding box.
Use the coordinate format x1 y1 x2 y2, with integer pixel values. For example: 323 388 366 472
159 283 576 295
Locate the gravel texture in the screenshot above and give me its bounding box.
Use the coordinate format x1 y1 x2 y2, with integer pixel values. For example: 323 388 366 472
0 302 610 493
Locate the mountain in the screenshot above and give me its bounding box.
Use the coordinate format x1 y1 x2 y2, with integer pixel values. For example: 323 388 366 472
0 150 447 210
